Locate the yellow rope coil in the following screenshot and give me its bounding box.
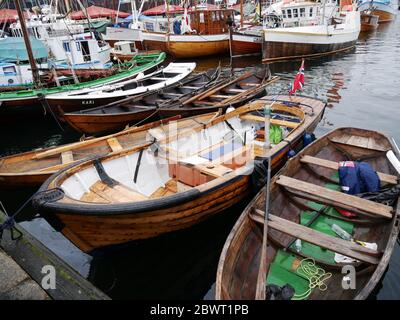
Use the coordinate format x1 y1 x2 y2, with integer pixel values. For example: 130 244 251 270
292 258 332 300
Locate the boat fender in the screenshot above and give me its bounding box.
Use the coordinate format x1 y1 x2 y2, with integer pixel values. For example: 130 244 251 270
287 149 296 158
303 133 315 147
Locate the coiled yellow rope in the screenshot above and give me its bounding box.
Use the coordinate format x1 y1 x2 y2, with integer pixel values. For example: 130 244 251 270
292 258 332 300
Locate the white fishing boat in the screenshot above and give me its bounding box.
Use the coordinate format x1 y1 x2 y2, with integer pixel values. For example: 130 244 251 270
9 5 112 69
262 0 361 63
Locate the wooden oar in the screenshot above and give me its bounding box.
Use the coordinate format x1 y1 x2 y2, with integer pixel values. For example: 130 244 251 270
255 104 272 300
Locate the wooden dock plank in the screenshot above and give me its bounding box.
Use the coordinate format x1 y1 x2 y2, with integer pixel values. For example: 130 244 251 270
300 155 398 185
276 175 393 219
0 210 110 300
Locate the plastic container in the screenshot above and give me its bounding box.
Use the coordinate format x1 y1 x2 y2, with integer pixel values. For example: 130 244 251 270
331 224 352 241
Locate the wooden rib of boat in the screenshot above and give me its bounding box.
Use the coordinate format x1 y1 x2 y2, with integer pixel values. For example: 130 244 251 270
0 52 166 119
46 63 196 113
60 69 276 136
216 127 400 300
360 13 379 32
32 95 326 253
0 116 184 189
59 68 223 135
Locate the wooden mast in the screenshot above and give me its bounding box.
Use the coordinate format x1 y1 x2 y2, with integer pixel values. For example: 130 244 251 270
14 0 41 87
240 0 243 27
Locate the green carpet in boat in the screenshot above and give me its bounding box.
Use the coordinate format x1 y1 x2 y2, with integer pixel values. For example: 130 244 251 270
266 172 355 299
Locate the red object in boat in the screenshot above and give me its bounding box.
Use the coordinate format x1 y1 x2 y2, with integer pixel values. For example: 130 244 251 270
70 5 130 20
337 208 357 218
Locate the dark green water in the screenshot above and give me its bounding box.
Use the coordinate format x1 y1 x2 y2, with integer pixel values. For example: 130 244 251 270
0 18 399 300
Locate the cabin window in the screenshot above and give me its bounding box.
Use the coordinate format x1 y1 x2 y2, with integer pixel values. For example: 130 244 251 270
3 66 16 75
282 10 286 18
199 12 205 23
212 12 218 21
300 8 305 17
76 41 81 51
63 42 71 52
309 7 313 16
293 8 298 18
287 9 292 18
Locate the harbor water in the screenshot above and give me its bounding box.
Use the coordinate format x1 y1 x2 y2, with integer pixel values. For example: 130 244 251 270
0 18 399 300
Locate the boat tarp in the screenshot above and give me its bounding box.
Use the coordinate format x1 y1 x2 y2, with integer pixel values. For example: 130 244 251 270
0 37 48 62
70 5 130 20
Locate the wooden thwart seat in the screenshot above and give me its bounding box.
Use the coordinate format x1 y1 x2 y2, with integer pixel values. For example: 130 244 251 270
107 138 123 152
276 175 393 219
329 135 389 152
61 151 74 164
225 88 245 93
210 94 232 99
300 155 398 185
252 209 380 265
240 114 299 129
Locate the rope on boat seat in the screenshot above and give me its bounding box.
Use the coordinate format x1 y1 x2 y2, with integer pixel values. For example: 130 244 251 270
292 258 332 300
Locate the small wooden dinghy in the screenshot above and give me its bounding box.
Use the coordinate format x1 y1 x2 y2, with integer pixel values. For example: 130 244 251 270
216 127 400 300
60 69 276 136
32 95 326 252
0 116 183 188
59 68 223 135
46 63 196 112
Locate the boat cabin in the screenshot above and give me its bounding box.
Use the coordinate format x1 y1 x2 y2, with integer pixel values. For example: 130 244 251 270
268 0 338 28
112 41 138 56
188 9 235 35
0 62 32 87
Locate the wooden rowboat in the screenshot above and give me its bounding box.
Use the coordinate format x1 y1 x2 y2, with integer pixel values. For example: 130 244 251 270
32 95 326 253
60 69 276 136
216 127 400 300
46 63 196 113
0 116 183 189
59 68 223 135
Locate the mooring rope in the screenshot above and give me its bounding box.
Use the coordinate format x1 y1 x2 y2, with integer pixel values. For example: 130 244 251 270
292 258 332 300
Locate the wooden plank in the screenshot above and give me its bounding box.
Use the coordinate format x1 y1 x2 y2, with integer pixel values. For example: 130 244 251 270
276 175 393 219
300 155 398 185
240 114 299 129
329 136 388 152
61 151 74 164
150 77 169 81
180 86 201 90
107 138 123 152
210 94 232 99
0 210 110 300
195 163 233 178
252 210 380 265
225 88 245 93
90 181 147 203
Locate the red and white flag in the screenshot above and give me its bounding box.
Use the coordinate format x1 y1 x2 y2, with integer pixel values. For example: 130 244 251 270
289 59 305 96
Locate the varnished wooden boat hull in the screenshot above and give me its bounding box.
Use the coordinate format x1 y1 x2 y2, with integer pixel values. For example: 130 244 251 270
360 23 378 32
216 127 400 300
263 40 357 63
167 40 230 58
61 71 271 136
231 33 262 56
372 9 396 22
34 95 326 252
